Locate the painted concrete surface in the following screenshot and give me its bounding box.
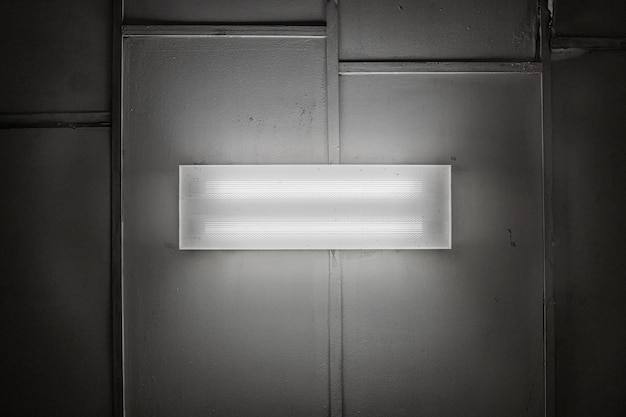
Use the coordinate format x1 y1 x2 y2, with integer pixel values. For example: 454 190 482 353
4 0 626 416
0 0 110 113
0 128 112 416
123 36 330 417
339 0 538 61
554 0 626 37
552 51 626 417
125 0 325 23
340 73 544 416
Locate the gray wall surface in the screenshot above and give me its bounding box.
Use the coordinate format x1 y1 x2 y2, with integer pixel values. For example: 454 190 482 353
0 0 111 113
122 4 544 415
2 0 626 417
550 2 626 416
0 0 112 415
552 51 626 417
339 0 538 60
0 129 112 416
553 0 626 37
340 73 544 416
124 0 325 23
122 36 330 417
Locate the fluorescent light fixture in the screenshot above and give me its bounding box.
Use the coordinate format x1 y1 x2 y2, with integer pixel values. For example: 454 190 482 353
179 165 451 250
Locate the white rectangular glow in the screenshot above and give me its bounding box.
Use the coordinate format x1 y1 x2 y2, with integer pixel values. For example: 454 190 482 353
179 165 451 250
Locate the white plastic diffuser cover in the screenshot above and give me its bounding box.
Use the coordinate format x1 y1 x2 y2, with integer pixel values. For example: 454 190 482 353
179 165 451 250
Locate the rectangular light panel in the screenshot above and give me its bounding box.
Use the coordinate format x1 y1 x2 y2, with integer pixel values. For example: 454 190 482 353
179 165 451 250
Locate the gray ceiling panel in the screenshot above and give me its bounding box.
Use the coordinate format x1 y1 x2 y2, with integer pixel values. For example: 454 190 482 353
554 0 626 36
122 36 329 417
0 0 110 113
0 128 112 416
339 0 538 61
552 51 626 417
125 0 326 23
340 73 544 416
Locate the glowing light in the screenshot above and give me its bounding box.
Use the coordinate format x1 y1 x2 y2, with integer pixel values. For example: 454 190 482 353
179 165 451 250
